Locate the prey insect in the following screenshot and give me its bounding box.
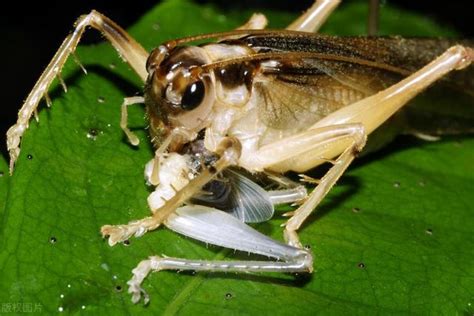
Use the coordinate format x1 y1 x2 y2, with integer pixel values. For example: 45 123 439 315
6 0 473 304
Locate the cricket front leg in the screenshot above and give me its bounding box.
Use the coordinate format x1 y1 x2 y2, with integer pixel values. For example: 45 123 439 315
101 137 242 245
7 10 149 172
127 205 313 304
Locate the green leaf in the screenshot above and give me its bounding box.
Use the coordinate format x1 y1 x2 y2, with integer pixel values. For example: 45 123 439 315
1 0 473 314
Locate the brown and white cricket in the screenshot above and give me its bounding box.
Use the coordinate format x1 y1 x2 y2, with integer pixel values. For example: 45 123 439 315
6 0 474 304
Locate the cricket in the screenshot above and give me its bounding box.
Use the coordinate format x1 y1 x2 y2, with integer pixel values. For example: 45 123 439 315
6 0 473 305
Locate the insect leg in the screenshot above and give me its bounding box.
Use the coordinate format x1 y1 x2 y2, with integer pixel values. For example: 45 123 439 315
127 205 312 304
284 45 473 172
283 128 366 248
120 96 145 146
236 13 268 30
240 123 366 171
286 0 341 32
240 124 366 247
101 137 242 245
7 10 148 173
267 186 308 205
312 46 473 139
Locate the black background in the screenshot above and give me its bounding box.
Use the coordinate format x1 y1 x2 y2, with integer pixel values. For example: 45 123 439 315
0 1 472 156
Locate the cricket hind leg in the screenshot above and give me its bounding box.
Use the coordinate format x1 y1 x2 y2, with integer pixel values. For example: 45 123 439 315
283 129 366 248
273 46 473 247
127 205 312 304
7 10 149 173
238 123 366 248
286 0 341 32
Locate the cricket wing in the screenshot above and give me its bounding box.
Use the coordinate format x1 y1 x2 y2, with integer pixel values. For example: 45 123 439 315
191 169 274 223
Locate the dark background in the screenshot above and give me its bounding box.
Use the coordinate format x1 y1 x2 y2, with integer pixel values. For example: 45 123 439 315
0 0 472 157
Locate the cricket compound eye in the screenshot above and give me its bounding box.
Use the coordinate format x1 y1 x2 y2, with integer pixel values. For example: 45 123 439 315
181 80 205 111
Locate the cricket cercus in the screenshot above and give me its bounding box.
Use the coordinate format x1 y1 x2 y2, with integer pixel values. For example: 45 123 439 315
6 0 473 304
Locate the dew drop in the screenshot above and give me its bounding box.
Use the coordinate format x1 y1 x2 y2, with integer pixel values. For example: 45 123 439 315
115 285 123 292
112 275 118 280
352 207 360 213
60 294 64 299
67 284 71 288
109 63 116 69
152 23 160 30
393 181 400 188
225 293 233 300
358 262 365 269
418 180 426 187
58 306 64 312
123 239 130 246
0 171 4 177
50 236 57 244
27 154 33 160
82 305 86 310
97 96 105 103
426 228 433 235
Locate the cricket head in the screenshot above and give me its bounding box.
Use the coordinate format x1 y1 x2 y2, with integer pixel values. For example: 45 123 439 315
144 45 216 149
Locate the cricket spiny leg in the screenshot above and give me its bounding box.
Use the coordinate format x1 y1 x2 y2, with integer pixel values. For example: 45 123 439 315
7 10 148 173
101 137 242 245
285 45 474 172
286 0 341 32
283 126 366 248
281 46 474 247
312 45 474 136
